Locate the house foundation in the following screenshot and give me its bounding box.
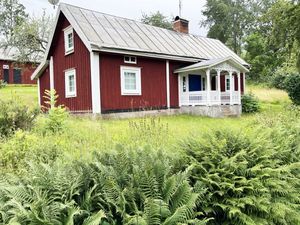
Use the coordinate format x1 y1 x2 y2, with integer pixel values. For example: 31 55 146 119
98 105 241 119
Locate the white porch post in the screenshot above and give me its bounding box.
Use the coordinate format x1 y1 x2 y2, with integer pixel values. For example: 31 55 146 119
217 70 221 105
206 69 211 106
238 72 241 104
229 71 233 105
166 60 170 108
243 72 246 94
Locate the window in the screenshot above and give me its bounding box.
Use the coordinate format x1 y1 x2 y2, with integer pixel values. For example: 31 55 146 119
124 56 137 64
120 66 141 95
64 26 74 55
226 76 231 92
65 69 77 98
182 76 186 92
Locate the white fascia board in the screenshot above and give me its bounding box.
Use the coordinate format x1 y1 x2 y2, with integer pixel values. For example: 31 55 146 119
31 60 49 80
97 47 202 63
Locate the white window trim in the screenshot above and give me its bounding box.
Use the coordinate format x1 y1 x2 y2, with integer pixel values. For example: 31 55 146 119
124 56 137 64
65 69 77 98
120 66 141 96
64 26 74 55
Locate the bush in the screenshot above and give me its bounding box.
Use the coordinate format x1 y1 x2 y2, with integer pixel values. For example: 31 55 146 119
271 72 287 89
0 99 39 137
0 80 6 89
181 128 300 225
43 89 68 133
0 131 62 171
241 93 260 113
284 73 300 105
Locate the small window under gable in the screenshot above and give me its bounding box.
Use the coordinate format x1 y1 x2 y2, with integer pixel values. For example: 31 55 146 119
65 69 77 98
120 66 141 95
124 56 137 64
64 26 74 55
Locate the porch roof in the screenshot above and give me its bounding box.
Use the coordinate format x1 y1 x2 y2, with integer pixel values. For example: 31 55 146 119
174 56 250 74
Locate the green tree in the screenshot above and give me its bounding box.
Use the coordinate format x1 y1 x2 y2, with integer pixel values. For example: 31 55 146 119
262 0 300 72
141 11 173 30
0 0 28 38
201 0 254 54
4 10 53 63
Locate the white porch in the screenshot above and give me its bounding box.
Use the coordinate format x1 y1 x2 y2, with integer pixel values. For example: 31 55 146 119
175 57 248 107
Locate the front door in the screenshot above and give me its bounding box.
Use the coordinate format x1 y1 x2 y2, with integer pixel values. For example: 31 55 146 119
188 75 202 92
3 69 9 83
13 69 21 84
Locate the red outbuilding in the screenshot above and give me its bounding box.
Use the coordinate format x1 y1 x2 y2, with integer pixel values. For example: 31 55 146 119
0 49 37 85
32 3 249 117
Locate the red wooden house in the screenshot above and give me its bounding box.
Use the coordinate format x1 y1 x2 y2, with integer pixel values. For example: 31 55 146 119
0 49 36 85
32 3 249 117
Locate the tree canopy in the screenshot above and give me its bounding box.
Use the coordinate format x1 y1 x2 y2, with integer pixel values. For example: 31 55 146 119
0 0 52 63
141 11 173 30
202 0 300 81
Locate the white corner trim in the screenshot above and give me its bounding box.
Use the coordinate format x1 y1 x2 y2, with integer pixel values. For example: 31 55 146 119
49 56 54 90
37 78 41 106
166 60 170 108
90 52 101 114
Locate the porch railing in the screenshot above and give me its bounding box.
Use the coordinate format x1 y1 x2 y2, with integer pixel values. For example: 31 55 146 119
180 91 240 106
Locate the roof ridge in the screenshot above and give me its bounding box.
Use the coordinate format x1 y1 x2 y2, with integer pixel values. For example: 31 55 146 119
60 2 212 40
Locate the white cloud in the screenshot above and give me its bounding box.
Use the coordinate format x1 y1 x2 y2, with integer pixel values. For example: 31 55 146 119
19 0 207 36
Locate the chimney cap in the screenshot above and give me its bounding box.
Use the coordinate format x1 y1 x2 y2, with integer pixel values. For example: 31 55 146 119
174 16 189 23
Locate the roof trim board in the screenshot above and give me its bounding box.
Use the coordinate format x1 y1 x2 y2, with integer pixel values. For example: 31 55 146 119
174 57 250 73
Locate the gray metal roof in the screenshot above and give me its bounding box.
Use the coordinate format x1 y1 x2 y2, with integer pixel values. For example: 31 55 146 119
0 48 15 61
60 3 248 65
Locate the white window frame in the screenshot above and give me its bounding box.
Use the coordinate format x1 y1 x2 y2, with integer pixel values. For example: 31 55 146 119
124 56 137 64
64 26 74 55
120 66 141 96
65 69 77 98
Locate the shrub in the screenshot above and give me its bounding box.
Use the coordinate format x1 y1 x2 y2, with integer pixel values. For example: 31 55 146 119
0 80 6 89
271 72 287 89
241 93 260 113
284 73 300 105
0 131 62 171
0 98 39 137
181 128 300 225
43 89 68 133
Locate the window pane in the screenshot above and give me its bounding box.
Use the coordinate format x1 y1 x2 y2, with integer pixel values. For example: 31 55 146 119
124 72 136 90
69 75 75 92
68 33 73 48
226 78 230 90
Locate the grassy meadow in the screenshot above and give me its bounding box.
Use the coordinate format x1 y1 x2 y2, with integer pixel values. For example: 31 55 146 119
0 84 291 156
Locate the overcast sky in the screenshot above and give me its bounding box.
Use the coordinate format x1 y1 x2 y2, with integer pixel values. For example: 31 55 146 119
19 0 208 36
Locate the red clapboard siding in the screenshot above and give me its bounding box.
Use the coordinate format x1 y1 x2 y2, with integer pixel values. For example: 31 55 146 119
46 14 92 112
100 53 168 112
39 67 50 108
0 60 36 84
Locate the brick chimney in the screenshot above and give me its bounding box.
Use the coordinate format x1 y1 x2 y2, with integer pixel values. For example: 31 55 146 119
173 16 189 34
